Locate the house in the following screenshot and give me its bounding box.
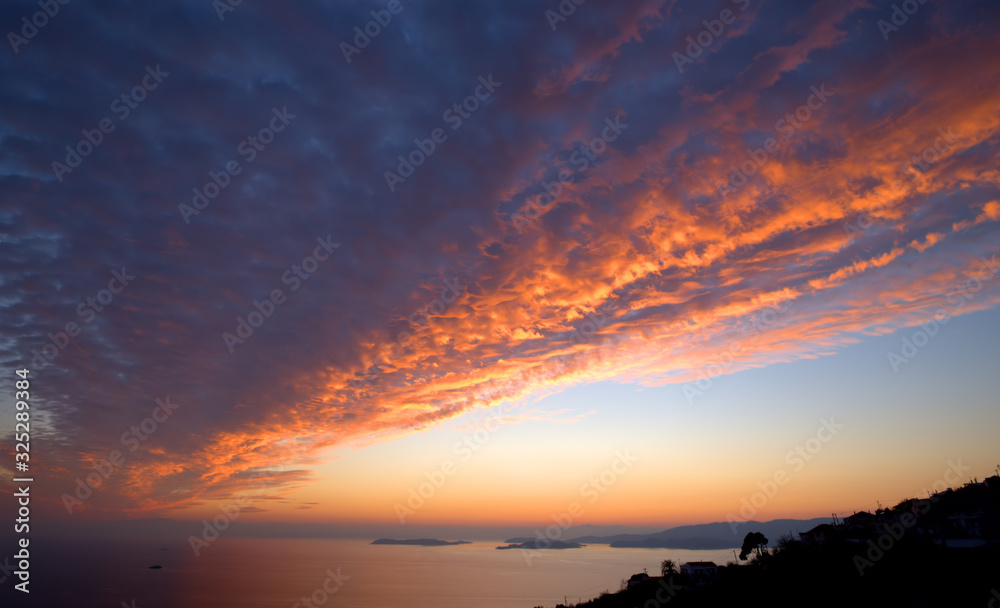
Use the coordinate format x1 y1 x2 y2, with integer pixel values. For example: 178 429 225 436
800 523 836 546
680 561 718 585
844 511 877 528
928 512 990 547
842 511 880 543
947 511 984 538
626 572 651 589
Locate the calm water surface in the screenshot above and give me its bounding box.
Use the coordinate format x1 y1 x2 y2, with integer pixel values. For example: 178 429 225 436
26 537 734 607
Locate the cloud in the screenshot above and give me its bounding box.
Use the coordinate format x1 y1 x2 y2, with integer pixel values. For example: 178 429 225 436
1 0 998 517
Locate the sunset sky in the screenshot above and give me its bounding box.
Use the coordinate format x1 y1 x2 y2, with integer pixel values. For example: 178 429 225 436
2 0 999 534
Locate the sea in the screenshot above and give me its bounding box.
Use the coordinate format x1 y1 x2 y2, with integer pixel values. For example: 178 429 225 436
12 536 735 607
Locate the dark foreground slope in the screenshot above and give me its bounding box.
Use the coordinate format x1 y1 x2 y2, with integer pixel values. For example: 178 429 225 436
567 541 999 608
558 475 1000 608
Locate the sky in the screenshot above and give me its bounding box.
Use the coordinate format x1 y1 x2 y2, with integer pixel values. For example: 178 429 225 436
1 0 999 534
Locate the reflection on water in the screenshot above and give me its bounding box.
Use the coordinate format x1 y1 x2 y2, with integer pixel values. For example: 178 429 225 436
21 536 734 608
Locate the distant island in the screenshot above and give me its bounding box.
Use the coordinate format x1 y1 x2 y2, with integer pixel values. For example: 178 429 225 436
501 517 832 554
609 536 738 550
496 539 583 550
371 538 471 546
560 518 832 549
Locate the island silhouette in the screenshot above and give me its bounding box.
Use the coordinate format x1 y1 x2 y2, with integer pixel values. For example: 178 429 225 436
371 538 471 546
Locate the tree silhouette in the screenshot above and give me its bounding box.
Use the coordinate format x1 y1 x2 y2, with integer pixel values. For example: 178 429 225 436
739 531 769 561
660 559 677 577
